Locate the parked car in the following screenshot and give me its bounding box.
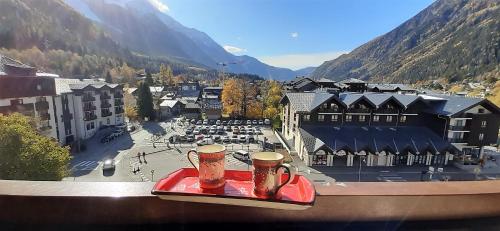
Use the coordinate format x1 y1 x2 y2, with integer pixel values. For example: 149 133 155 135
264 119 271 125
233 128 240 134
222 136 230 143
222 121 228 125
212 135 221 143
102 159 115 171
232 150 250 161
203 120 208 125
196 120 202 125
193 129 200 135
195 135 205 141
224 126 232 132
239 135 247 143
258 120 264 125
216 120 221 125
209 129 217 135
248 135 255 143
127 125 136 132
217 129 225 135
191 119 196 124
231 135 239 143
197 138 214 146
187 135 195 142
234 120 241 125
185 128 193 135
246 120 252 125
228 120 233 125
252 120 258 125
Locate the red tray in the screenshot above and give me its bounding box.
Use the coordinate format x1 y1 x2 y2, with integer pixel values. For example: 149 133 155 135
151 168 315 210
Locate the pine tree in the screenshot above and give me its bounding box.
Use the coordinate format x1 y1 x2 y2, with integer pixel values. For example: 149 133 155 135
145 71 153 85
136 82 155 120
105 71 112 83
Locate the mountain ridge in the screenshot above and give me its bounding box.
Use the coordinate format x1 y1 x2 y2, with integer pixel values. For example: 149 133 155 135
64 0 297 80
311 0 500 83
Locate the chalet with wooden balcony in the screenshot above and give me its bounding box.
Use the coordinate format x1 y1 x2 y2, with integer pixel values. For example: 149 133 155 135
280 91 500 167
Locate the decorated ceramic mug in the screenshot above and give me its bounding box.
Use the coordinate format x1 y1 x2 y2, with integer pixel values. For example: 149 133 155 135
187 144 226 189
252 152 294 197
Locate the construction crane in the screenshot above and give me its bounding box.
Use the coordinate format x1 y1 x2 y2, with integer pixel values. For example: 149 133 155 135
216 61 239 85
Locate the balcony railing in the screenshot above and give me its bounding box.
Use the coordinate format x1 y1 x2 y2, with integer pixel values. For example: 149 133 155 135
449 138 467 143
35 101 49 111
101 110 112 117
114 100 124 106
82 95 96 102
100 94 111 100
84 114 97 121
39 113 50 121
101 102 112 108
115 107 124 114
114 92 123 98
317 107 342 113
346 108 371 113
374 108 399 114
83 105 96 111
449 125 468 131
1 180 500 226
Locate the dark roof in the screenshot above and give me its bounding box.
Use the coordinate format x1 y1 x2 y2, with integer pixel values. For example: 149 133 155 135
184 102 201 109
317 78 336 83
338 78 365 84
282 92 336 112
367 83 415 91
300 125 456 155
0 54 33 72
282 92 498 116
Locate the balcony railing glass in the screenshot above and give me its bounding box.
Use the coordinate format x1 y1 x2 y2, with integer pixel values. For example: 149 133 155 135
82 95 96 102
449 125 467 131
84 114 97 121
100 94 111 100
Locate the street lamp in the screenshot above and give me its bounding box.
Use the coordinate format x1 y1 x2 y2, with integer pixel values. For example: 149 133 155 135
358 156 366 182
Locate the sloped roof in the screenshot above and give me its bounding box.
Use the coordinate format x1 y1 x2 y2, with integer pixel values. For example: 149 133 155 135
300 125 455 155
283 92 335 112
160 100 181 108
338 78 365 84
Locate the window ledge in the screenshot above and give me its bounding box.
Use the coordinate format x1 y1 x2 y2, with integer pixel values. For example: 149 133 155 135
1 180 500 224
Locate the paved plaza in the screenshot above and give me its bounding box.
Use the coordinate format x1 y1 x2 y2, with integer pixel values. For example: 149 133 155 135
64 120 500 184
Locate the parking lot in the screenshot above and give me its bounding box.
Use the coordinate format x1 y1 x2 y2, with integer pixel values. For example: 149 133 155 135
65 118 278 182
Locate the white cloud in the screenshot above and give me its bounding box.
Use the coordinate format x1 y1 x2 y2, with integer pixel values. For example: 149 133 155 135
148 0 169 13
258 51 348 70
223 45 247 54
290 32 299 38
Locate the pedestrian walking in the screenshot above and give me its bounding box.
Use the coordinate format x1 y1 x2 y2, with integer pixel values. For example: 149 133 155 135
142 152 146 161
137 152 142 164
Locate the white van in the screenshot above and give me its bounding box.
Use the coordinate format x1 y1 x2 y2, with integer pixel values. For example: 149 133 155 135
196 138 214 146
232 150 250 161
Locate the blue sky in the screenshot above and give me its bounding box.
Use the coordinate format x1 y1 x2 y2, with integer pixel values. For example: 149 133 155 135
151 0 434 70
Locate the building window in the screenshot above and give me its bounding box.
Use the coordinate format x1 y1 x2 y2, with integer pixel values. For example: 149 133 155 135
479 133 484 141
303 114 310 121
91 122 95 129
359 115 366 122
386 116 393 122
478 108 485 113
318 115 325 122
107 118 110 125
330 103 338 109
373 115 379 122
10 99 23 105
321 103 328 109
331 114 338 122
400 116 407 123
481 121 487 128
345 115 352 122
86 123 91 131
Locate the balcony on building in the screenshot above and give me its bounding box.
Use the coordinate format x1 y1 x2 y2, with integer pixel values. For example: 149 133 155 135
101 101 112 108
39 112 50 121
115 107 124 114
114 99 124 106
84 114 97 121
449 138 467 143
101 110 112 117
100 93 111 100
373 108 399 115
317 107 342 113
346 108 371 114
449 125 469 131
35 101 49 111
82 95 96 102
114 91 123 98
83 105 96 111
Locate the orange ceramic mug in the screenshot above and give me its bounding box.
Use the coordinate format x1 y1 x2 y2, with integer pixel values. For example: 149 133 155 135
187 144 226 189
252 152 294 197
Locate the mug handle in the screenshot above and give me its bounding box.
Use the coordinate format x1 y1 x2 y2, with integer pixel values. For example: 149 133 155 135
275 163 294 195
187 150 199 171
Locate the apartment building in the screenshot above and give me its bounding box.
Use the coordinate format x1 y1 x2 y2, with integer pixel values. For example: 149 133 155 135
280 91 500 167
53 79 124 145
0 55 58 140
0 54 124 146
